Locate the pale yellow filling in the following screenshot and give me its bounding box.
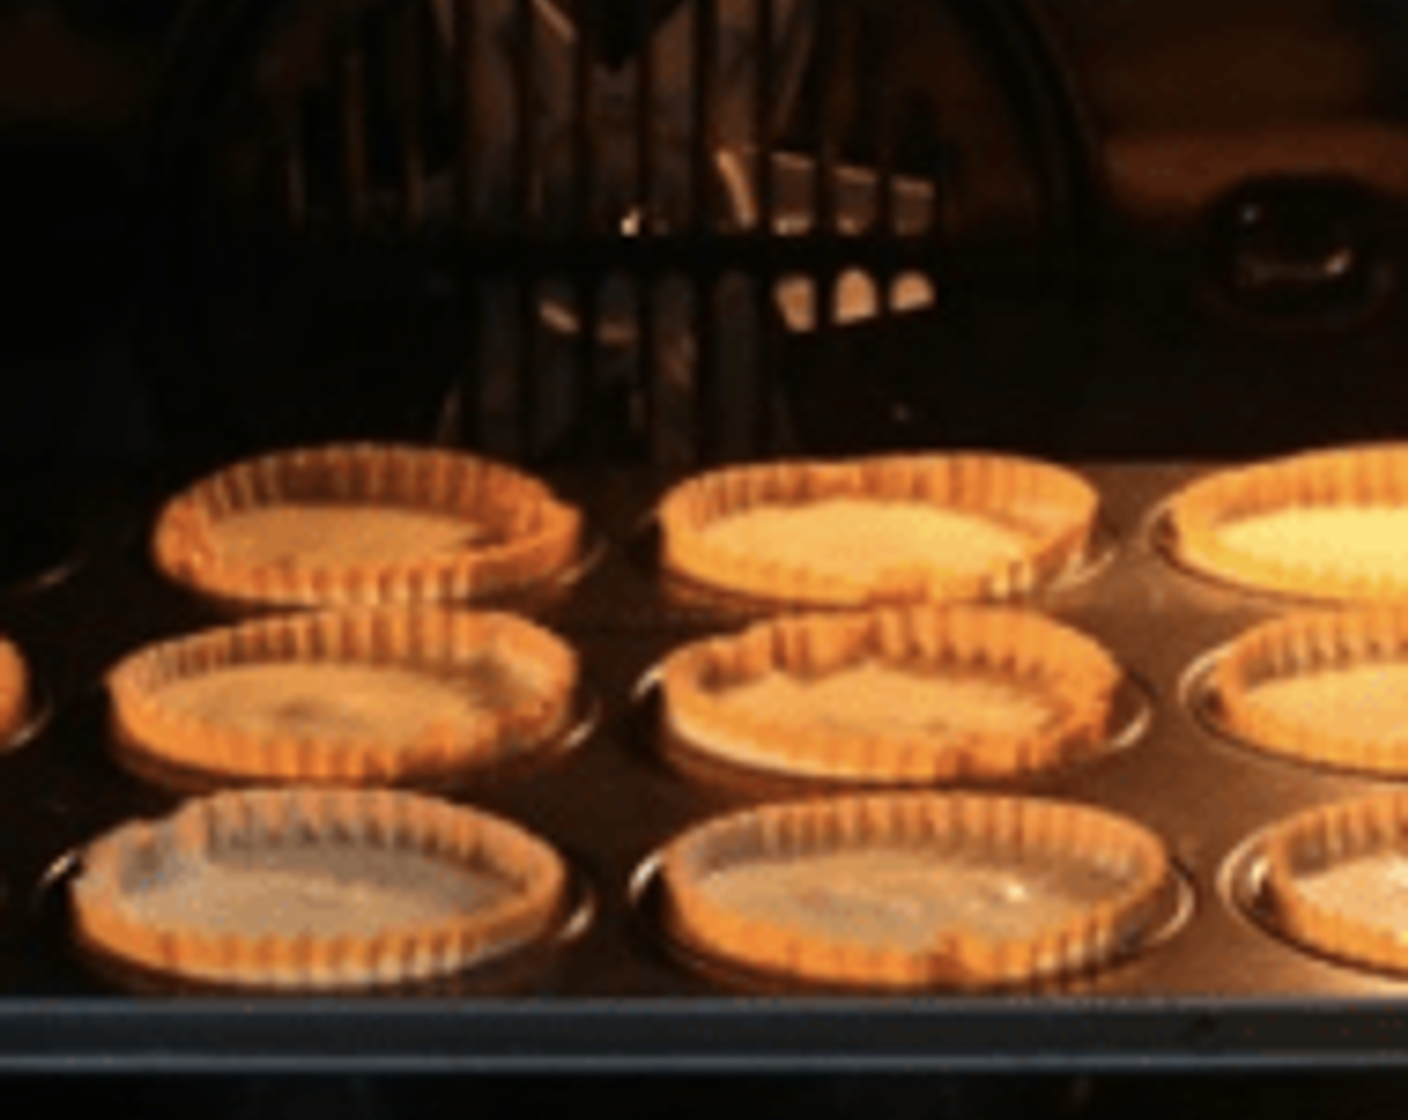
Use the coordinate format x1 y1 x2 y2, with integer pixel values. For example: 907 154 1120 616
699 501 1030 588
157 662 523 745
702 849 1128 951
1217 508 1408 583
123 844 511 937
719 664 1051 739
1245 663 1408 746
211 506 487 568
1294 850 1408 934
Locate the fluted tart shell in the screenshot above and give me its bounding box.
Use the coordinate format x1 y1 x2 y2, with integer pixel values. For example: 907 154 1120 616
660 607 1122 783
1262 793 1408 975
106 609 577 785
659 793 1170 989
1167 444 1408 602
658 455 1099 607
154 444 582 607
1210 610 1408 775
70 787 568 990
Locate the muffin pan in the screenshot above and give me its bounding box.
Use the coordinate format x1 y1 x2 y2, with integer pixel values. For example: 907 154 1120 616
0 463 1407 1069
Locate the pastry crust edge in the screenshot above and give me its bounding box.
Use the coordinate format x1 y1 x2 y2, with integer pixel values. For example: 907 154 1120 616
153 444 582 607
70 787 569 990
106 608 578 785
1212 609 1408 774
658 792 1169 988
657 455 1099 607
1263 792 1408 975
660 606 1121 783
1169 445 1408 603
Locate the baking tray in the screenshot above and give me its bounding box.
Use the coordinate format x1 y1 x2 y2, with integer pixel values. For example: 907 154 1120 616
3 463 1408 1071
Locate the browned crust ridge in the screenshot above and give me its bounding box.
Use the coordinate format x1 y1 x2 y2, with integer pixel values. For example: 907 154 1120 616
1168 444 1408 602
153 444 582 607
1212 610 1408 774
1263 793 1408 975
106 608 577 785
659 792 1169 988
658 455 1099 606
661 606 1121 783
70 787 568 990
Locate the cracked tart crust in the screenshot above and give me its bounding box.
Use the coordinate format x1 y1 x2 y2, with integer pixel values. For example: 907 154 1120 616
154 444 582 607
69 787 568 990
1167 445 1408 602
1211 610 1408 774
106 609 578 785
660 607 1122 783
659 793 1170 988
658 455 1099 607
1261 793 1408 975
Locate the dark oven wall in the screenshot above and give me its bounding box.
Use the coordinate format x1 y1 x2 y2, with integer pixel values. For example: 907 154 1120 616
0 0 1406 465
1045 0 1408 458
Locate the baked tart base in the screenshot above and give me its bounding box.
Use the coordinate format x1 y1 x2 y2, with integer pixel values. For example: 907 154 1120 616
660 607 1125 785
658 793 1171 989
106 609 579 787
1166 445 1408 603
1206 610 1408 776
0 637 30 747
658 455 1100 608
1259 793 1408 977
154 444 582 608
69 788 569 991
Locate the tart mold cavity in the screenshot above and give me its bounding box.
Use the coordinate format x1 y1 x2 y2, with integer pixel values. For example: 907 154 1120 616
69 787 569 990
658 455 1099 607
154 444 582 608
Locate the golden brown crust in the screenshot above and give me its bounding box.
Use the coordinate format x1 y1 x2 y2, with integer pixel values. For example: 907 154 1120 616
657 455 1099 607
153 444 582 607
1211 610 1408 774
1262 793 1408 975
660 607 1122 783
0 637 27 745
70 788 568 990
106 609 578 785
658 793 1169 988
1167 444 1408 602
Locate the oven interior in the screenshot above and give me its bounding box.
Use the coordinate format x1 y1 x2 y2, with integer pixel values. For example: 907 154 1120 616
125 0 1408 480
1 0 1408 1088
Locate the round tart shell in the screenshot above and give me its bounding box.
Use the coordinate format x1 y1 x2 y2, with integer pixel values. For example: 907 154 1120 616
0 637 28 746
153 443 582 607
659 793 1170 989
1210 610 1408 775
660 607 1122 784
657 455 1099 607
1167 445 1408 602
1262 793 1408 975
106 609 578 786
70 787 568 990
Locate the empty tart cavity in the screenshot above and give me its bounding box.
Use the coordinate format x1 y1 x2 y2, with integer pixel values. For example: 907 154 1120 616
1209 610 1408 775
658 793 1170 989
658 455 1099 607
1260 793 1408 976
69 787 568 990
660 607 1123 784
106 609 578 786
1167 445 1408 602
154 443 582 607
